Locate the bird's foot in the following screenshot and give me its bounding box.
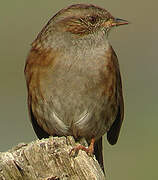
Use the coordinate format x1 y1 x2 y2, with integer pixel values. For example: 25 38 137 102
69 138 95 156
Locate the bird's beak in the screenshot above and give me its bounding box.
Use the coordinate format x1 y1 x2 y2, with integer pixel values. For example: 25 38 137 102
102 18 129 28
111 18 129 27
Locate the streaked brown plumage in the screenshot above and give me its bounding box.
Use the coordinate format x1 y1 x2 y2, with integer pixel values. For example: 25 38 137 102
24 4 128 172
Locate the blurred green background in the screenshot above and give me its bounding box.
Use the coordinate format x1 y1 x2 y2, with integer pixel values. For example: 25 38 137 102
0 0 157 179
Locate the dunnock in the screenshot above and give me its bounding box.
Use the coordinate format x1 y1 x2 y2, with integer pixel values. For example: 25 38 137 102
24 4 128 172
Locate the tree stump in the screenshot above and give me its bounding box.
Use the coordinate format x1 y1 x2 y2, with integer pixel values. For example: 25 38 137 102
0 136 105 180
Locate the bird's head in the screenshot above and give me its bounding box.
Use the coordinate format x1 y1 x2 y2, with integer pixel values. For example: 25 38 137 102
55 4 129 36
33 4 128 49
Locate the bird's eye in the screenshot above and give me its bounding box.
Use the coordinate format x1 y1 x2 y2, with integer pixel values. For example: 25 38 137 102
89 16 97 24
87 15 99 24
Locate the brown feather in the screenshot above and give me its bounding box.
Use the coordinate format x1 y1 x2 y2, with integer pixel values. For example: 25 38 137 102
107 47 124 145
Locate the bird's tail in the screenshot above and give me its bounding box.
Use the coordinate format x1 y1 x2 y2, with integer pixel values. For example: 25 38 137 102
94 137 104 173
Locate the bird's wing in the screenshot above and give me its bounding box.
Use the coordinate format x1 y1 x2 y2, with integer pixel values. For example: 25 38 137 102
24 46 57 139
28 97 50 139
107 46 124 145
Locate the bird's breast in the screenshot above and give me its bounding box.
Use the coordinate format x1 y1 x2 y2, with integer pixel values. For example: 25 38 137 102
28 43 117 140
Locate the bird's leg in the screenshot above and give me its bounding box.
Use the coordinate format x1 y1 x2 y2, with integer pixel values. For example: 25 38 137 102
70 138 95 156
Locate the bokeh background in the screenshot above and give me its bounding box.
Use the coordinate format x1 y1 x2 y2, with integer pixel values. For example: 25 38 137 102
0 0 157 179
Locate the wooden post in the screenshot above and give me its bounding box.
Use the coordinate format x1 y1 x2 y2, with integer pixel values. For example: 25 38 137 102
0 136 105 180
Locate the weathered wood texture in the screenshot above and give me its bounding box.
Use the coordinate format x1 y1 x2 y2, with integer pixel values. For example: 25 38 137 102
0 136 105 180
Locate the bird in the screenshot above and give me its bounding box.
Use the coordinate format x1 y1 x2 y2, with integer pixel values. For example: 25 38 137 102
24 4 128 172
